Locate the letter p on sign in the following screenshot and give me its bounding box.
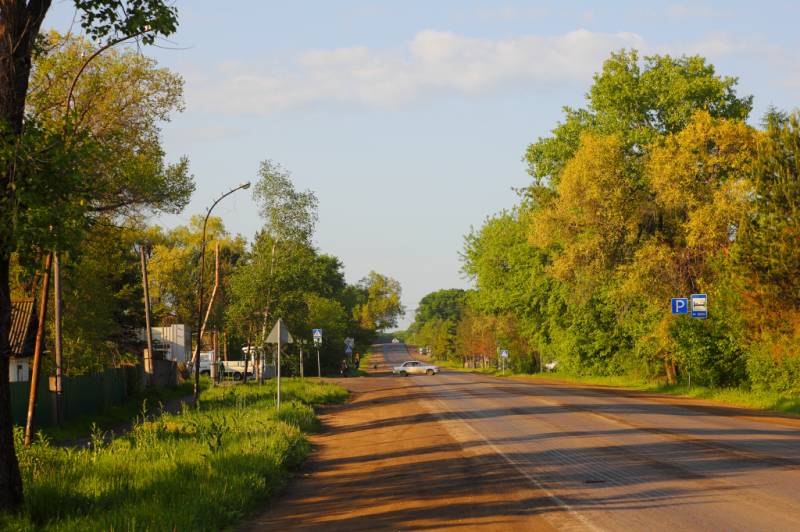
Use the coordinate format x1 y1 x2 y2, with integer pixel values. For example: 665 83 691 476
671 298 689 315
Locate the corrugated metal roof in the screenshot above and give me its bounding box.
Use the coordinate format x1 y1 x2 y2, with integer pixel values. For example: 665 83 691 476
10 298 35 357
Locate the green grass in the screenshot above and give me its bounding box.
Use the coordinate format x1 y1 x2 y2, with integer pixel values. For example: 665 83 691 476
2 378 348 531
437 358 800 415
42 381 195 442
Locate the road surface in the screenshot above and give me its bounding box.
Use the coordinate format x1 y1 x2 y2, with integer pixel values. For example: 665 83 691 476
246 343 800 531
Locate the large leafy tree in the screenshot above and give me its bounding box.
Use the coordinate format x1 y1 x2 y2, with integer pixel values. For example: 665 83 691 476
353 271 404 331
525 50 752 186
0 1 179 509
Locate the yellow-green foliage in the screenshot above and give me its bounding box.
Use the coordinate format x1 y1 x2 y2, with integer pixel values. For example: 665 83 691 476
2 379 347 531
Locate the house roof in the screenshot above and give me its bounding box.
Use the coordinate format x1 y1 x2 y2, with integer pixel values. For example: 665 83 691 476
10 298 36 357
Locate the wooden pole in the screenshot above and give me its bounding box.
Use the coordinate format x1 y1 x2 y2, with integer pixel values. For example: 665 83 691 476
140 245 154 387
199 242 220 341
210 329 218 385
24 253 53 447
299 345 304 379
243 324 252 384
53 253 63 425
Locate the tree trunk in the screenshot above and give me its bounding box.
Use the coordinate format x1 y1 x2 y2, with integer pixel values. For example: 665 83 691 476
0 257 22 510
0 0 53 511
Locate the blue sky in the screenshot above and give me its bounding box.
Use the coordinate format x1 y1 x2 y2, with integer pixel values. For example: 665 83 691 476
44 1 800 328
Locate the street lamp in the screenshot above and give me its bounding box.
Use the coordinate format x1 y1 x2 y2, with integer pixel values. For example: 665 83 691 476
192 181 251 401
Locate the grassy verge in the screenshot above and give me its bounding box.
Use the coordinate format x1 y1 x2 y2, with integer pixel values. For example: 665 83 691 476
2 378 348 531
42 380 195 443
435 358 800 415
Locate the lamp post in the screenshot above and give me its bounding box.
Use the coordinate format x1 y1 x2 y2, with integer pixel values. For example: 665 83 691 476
192 181 251 402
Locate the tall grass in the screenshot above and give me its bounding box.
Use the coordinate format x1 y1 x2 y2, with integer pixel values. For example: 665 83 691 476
2 378 347 531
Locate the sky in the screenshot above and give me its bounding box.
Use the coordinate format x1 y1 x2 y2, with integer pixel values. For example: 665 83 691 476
44 1 800 329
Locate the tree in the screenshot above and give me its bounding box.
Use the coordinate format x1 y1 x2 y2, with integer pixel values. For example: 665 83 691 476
0 1 179 509
353 272 404 331
410 289 466 331
148 216 245 326
525 50 752 186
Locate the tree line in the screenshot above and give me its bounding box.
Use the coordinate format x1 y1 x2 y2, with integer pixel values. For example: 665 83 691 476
410 50 800 395
0 4 402 510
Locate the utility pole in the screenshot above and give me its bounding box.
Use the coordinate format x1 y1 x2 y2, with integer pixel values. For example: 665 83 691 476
24 253 53 447
53 253 64 425
140 245 154 387
192 181 251 402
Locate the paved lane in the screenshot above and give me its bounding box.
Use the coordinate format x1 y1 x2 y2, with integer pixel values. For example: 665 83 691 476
383 344 800 531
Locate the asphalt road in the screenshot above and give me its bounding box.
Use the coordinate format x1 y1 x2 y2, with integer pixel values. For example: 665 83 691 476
383 343 800 531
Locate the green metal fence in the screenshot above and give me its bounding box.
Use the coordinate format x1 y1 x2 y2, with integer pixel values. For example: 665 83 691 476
10 367 131 427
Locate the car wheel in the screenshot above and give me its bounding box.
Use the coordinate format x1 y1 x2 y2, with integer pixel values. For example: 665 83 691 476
400 371 408 377
233 372 243 381
426 369 434 376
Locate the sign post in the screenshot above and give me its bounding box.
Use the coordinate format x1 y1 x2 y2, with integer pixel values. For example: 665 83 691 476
500 349 509 375
313 329 322 378
267 319 293 410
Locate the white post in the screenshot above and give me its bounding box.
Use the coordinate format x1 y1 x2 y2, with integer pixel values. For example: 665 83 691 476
276 337 281 410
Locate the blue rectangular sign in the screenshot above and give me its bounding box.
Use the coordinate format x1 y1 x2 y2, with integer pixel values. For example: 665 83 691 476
671 298 689 315
691 294 708 319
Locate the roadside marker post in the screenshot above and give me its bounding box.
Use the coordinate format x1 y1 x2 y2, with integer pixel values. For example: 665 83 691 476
500 349 509 375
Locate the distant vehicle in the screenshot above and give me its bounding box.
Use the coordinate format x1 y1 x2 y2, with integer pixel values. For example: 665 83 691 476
196 352 262 381
392 360 439 376
392 338 400 343
418 346 430 355
544 360 558 372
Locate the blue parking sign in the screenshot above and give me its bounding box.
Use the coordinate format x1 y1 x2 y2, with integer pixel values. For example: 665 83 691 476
671 298 689 315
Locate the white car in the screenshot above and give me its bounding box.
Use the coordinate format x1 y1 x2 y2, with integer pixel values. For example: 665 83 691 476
392 360 439 376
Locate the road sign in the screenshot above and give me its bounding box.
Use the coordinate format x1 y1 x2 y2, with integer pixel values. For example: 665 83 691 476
266 318 293 344
671 298 689 315
312 328 322 342
500 350 509 358
691 294 708 319
345 345 353 355
344 337 355 348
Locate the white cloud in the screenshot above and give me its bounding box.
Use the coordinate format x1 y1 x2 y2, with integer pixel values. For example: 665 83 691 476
188 29 647 115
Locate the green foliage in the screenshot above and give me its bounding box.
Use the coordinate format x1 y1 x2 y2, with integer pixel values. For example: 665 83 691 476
2 379 346 531
410 289 466 332
73 0 179 45
525 49 752 185
353 271 404 331
445 50 800 398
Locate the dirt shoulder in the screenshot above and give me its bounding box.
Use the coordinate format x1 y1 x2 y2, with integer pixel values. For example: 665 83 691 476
241 348 555 531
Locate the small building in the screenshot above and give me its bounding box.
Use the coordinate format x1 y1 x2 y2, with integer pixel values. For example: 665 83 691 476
9 298 36 382
139 324 191 363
